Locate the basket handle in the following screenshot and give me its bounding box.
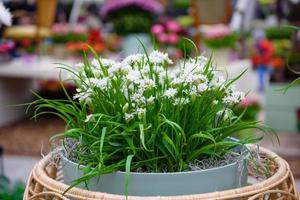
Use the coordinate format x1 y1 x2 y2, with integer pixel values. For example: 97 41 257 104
27 191 69 200
248 189 298 200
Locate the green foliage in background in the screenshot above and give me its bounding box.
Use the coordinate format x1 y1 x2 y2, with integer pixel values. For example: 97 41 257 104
107 6 154 36
52 33 87 44
234 104 261 122
0 176 24 200
265 27 293 40
203 34 237 49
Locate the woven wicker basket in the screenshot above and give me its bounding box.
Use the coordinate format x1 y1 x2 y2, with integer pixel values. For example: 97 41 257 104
23 146 299 200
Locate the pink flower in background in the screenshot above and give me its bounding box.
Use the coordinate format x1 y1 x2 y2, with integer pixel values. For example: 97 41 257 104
157 33 168 43
202 24 232 39
166 20 181 33
151 24 164 35
52 23 70 34
73 25 87 34
239 96 259 108
152 19 186 46
167 33 179 44
0 41 14 53
52 23 87 35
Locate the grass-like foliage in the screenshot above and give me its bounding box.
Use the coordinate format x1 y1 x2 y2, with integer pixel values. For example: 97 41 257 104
29 47 274 191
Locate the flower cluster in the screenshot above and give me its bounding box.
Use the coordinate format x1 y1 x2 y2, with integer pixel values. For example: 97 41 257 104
201 24 237 49
73 50 245 123
151 20 185 45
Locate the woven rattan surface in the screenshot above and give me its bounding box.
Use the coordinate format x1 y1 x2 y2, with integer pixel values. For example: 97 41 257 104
23 146 299 200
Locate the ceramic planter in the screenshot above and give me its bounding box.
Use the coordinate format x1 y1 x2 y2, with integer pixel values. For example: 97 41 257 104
62 145 249 196
121 33 151 56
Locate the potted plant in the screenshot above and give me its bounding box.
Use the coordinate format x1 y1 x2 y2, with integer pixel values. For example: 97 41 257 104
52 23 88 58
32 48 273 196
100 0 162 55
201 24 237 67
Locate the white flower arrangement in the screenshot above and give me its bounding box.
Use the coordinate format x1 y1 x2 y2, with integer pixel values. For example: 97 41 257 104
32 49 274 190
72 50 246 123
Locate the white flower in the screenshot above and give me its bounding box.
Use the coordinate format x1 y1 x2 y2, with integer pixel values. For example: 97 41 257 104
192 56 208 67
217 108 233 120
84 114 93 122
123 54 144 65
0 2 12 26
125 113 134 122
222 91 245 104
147 96 155 104
92 58 116 69
132 92 146 105
127 69 141 83
73 88 92 102
136 108 146 119
173 97 190 106
138 78 155 90
210 76 226 89
108 63 122 75
101 58 116 67
164 88 177 98
89 78 108 89
197 83 208 93
149 50 173 65
91 59 100 68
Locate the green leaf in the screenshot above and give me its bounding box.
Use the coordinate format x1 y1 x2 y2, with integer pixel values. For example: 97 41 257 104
139 124 150 151
100 127 107 164
125 155 134 199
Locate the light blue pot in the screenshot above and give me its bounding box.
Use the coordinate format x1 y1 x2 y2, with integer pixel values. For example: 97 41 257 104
62 146 249 196
121 34 151 56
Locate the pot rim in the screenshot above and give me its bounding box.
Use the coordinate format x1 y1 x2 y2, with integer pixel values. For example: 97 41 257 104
61 145 249 176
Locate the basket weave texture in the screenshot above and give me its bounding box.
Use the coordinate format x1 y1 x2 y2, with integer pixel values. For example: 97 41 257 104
23 146 299 200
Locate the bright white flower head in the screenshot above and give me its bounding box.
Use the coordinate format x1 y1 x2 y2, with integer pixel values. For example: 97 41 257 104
89 78 108 89
0 2 12 26
149 50 173 65
123 54 144 65
164 88 177 98
125 113 134 122
73 88 92 102
223 90 245 104
173 97 190 106
147 96 155 104
127 69 141 83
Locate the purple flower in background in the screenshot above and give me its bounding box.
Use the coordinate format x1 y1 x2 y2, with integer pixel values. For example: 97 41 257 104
100 0 162 18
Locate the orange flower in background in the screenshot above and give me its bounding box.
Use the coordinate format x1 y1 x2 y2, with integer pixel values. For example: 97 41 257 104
270 57 284 69
65 29 105 53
